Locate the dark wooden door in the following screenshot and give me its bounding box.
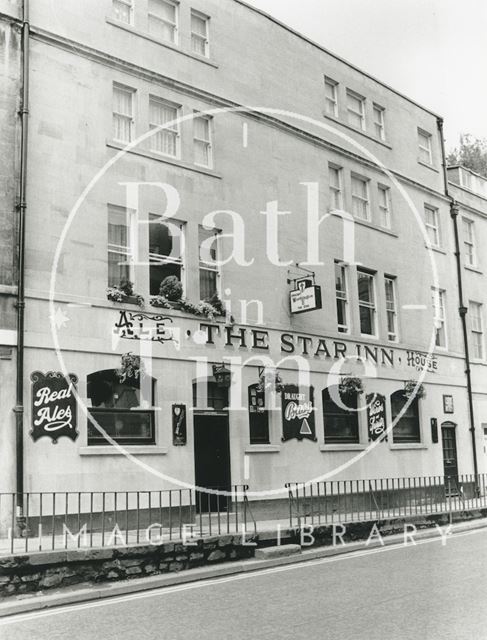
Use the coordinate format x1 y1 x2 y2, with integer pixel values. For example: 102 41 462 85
441 423 458 491
194 413 231 512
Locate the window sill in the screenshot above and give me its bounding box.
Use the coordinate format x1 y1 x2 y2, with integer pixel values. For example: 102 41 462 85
351 216 399 238
0 285 17 296
323 114 393 149
106 17 219 68
244 445 281 453
389 443 427 450
79 446 168 456
424 244 447 255
107 141 222 179
465 264 483 275
418 160 439 173
320 444 366 452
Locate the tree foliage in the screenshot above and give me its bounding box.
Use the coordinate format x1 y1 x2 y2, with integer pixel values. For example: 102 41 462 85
447 134 487 178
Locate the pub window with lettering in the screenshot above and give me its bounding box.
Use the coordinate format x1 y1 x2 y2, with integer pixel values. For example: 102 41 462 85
87 370 155 445
322 386 359 444
391 390 421 443
248 384 270 444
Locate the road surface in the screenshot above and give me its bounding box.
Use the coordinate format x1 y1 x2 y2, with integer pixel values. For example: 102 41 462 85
2 528 487 640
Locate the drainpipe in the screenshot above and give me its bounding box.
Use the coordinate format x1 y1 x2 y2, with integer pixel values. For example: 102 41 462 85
14 0 30 521
437 117 479 483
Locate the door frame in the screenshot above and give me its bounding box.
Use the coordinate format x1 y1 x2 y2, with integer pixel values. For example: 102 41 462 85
441 421 459 492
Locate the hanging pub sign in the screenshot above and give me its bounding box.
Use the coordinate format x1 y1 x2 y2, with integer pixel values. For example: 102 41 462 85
289 278 322 315
281 384 317 442
30 371 78 444
367 393 387 441
172 404 187 446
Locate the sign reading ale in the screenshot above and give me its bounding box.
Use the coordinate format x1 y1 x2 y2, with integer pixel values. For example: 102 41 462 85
30 371 78 443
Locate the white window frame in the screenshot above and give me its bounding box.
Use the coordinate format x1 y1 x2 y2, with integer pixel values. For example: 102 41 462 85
334 261 349 334
462 217 476 267
193 113 213 168
384 276 398 342
351 174 370 221
107 204 135 287
190 9 210 58
148 0 179 44
424 205 440 248
324 77 338 118
112 83 135 144
199 226 221 300
328 164 343 210
469 301 484 360
378 184 392 229
431 288 447 349
149 96 181 158
149 215 185 295
418 129 433 164
373 104 385 140
113 0 133 24
357 269 377 337
346 89 365 131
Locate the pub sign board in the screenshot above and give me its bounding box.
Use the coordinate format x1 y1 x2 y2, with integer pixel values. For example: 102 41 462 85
367 393 387 441
281 384 317 442
289 278 322 314
31 371 78 443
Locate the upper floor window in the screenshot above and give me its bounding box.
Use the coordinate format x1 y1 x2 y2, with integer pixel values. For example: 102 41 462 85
431 288 447 348
149 216 184 296
149 96 180 157
87 369 155 446
113 0 133 24
329 164 343 209
107 205 133 287
469 301 484 360
148 0 178 44
248 384 269 444
113 84 135 144
324 77 338 118
424 205 440 247
191 10 209 57
462 218 476 267
193 114 213 167
199 226 219 301
378 185 391 229
384 276 398 342
346 90 365 130
357 269 376 336
334 261 348 333
373 104 385 140
351 175 370 221
322 386 359 444
418 129 432 164
391 390 420 443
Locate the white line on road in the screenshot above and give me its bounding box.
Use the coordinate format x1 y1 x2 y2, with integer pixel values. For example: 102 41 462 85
1 527 485 625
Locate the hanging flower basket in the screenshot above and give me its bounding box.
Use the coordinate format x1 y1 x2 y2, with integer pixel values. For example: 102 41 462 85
404 379 426 399
339 376 364 397
117 353 143 382
257 370 284 394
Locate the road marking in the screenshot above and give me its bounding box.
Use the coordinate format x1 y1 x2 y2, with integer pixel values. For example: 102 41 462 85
1 527 485 625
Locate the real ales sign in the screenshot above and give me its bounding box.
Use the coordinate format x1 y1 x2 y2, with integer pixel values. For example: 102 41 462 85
289 278 322 314
30 371 78 443
281 385 317 442
367 393 387 441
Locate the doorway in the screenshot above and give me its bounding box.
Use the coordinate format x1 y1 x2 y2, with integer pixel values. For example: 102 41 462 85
193 413 231 512
441 422 459 491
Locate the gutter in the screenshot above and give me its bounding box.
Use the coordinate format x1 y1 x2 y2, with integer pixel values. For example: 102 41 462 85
14 0 29 522
437 117 479 483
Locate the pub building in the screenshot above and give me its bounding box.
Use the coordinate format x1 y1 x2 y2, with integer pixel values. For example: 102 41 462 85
1 0 485 520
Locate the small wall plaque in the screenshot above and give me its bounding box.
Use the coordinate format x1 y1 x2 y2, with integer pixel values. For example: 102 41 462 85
172 404 187 446
443 395 454 414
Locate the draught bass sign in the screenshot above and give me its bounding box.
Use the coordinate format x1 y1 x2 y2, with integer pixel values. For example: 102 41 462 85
30 371 79 443
281 385 317 442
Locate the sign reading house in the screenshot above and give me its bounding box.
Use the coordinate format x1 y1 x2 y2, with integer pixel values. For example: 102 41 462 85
281 384 317 442
367 393 387 441
289 278 322 314
30 371 78 443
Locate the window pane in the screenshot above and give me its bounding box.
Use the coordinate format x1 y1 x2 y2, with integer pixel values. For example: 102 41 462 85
249 385 269 444
149 0 175 22
199 269 217 301
391 391 420 443
358 272 373 303
88 410 154 444
322 387 359 443
191 13 207 36
150 262 181 296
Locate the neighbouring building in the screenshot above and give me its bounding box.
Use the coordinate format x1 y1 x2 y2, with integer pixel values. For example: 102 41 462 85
0 0 485 519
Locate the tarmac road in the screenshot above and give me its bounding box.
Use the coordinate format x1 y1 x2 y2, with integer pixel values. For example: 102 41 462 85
1 528 487 640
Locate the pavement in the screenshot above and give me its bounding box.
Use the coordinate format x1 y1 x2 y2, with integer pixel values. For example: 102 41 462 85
0 517 486 639
1 521 486 639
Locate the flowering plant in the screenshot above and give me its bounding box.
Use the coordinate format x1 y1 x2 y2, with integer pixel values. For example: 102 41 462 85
404 380 426 399
339 376 364 397
116 352 143 382
257 370 284 393
107 280 144 307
